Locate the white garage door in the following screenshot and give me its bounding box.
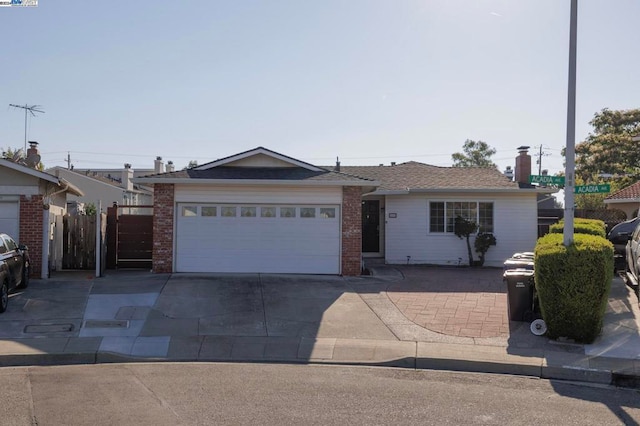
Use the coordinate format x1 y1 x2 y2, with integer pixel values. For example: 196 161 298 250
0 201 19 241
175 203 340 274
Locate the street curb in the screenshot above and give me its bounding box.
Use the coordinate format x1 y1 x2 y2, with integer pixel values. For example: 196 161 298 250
0 351 627 388
0 352 96 367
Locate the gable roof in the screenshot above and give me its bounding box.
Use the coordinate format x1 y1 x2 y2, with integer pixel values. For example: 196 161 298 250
133 147 377 187
194 147 324 172
337 161 540 194
48 166 152 195
605 181 640 203
1 159 84 196
1 158 62 184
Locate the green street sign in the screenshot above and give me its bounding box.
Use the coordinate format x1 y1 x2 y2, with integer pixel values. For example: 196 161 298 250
529 175 565 185
574 184 611 194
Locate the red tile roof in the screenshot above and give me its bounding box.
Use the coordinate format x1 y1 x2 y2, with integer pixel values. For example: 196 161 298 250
606 181 640 201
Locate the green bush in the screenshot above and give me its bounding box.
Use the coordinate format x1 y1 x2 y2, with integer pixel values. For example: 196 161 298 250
548 218 606 238
534 233 613 343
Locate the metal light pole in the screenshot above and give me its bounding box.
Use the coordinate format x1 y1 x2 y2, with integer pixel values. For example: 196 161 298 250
563 0 577 247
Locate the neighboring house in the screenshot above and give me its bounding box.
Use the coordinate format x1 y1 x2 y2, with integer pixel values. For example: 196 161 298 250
48 164 153 210
597 133 640 221
71 156 175 181
0 156 83 278
134 146 549 275
604 182 640 219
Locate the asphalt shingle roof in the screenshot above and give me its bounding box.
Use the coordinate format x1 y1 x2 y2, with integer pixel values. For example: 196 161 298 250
336 161 518 191
141 167 374 183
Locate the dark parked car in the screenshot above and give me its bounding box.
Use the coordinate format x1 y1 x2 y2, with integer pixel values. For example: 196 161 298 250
0 233 30 313
608 217 640 271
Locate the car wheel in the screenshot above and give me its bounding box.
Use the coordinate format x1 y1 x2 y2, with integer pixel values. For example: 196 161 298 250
0 281 8 313
19 265 29 289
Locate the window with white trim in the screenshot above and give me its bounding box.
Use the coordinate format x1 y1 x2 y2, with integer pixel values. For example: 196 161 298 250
429 201 494 233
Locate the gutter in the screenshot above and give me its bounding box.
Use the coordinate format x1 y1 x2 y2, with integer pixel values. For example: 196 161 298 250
365 187 558 196
604 198 640 204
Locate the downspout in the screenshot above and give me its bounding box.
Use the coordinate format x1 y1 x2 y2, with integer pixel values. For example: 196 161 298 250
44 181 70 209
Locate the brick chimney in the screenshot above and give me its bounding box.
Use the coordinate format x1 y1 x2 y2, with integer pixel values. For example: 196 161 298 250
122 163 133 191
514 146 531 185
24 141 41 168
154 156 164 174
165 161 175 173
27 141 39 157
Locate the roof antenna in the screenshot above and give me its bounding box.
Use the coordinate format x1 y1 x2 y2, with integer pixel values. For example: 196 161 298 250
9 104 45 153
335 156 340 172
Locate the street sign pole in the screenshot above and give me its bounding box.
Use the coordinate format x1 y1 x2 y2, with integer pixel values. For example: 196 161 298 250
564 0 577 247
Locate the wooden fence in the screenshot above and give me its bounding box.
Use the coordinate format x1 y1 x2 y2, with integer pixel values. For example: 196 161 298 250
62 214 97 269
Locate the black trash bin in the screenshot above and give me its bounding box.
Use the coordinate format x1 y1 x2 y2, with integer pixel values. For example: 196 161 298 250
503 269 536 322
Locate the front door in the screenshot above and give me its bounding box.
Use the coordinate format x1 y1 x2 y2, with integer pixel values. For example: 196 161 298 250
362 200 380 253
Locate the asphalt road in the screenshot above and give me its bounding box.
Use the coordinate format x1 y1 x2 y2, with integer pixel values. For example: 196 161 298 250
1 363 639 425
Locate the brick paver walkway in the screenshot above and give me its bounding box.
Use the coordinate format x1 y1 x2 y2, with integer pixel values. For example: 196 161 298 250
387 267 510 338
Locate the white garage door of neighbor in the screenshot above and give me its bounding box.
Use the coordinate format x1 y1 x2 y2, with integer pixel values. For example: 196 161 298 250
0 201 19 241
175 203 341 274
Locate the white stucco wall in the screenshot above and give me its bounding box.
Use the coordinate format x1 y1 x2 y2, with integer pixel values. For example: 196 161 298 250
0 166 41 196
383 192 538 267
604 201 639 220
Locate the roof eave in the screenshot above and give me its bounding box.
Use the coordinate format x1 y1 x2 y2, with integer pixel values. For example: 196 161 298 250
56 178 84 197
364 190 410 196
406 187 557 194
604 198 640 204
1 159 59 184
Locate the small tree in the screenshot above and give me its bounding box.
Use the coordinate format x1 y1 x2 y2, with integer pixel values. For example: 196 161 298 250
474 232 497 266
84 203 97 216
454 216 478 266
451 139 498 168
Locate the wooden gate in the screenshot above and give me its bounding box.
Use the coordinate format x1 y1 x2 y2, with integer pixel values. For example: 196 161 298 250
62 214 97 269
106 204 153 269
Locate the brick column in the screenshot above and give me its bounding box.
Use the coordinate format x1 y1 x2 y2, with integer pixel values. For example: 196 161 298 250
19 195 44 278
152 184 174 273
341 186 362 276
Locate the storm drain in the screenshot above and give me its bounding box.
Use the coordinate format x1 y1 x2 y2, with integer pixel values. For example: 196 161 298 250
24 324 74 333
83 320 129 329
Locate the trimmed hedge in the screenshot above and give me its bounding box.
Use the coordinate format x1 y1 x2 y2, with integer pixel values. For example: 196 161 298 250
549 218 606 238
534 233 613 343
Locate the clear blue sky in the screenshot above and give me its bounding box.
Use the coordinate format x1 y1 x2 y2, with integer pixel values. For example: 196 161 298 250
1 1 639 174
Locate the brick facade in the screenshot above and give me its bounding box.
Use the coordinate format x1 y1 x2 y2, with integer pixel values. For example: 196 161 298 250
341 186 362 276
19 195 44 278
152 184 175 273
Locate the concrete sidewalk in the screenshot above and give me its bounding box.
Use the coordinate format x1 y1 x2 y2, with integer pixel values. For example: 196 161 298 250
0 267 638 388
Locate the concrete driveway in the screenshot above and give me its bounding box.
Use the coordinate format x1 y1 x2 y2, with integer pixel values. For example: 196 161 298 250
145 274 396 340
